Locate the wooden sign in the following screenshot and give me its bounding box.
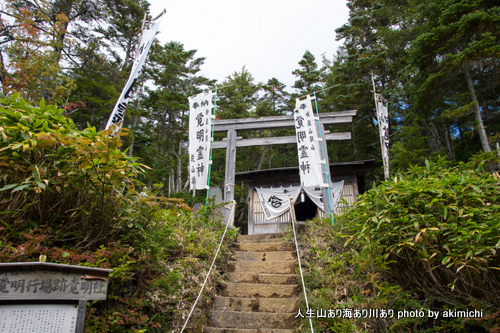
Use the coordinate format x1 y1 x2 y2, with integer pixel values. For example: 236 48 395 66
0 262 112 333
0 304 79 333
0 262 111 301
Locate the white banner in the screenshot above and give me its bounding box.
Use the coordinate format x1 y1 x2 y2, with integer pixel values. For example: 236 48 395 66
255 181 344 221
294 96 324 187
375 94 390 180
255 187 301 221
105 11 166 135
188 92 215 190
303 180 344 212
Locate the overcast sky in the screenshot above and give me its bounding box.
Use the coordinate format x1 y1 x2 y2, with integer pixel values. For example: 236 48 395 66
147 0 350 91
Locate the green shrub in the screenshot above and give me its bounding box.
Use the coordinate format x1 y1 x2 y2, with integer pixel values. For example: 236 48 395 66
344 155 500 310
0 94 154 249
0 205 238 332
297 154 499 332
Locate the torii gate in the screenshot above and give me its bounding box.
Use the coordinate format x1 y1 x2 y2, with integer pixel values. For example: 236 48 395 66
211 110 357 224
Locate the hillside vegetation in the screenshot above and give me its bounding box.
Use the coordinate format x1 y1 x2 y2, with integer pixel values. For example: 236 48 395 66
298 155 500 332
0 95 237 332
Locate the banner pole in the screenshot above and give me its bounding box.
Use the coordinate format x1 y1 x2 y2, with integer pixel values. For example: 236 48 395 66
205 88 217 205
371 71 388 181
313 93 335 227
105 10 165 135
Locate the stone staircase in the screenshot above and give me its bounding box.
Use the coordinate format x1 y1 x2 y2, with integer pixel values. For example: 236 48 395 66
204 233 298 333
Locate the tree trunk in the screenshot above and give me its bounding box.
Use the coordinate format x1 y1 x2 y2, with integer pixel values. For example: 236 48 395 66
176 140 182 193
169 169 175 195
421 119 442 153
465 67 491 152
128 114 139 157
441 123 455 159
256 146 268 170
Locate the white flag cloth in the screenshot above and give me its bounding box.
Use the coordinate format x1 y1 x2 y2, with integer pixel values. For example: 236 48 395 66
255 187 301 221
255 181 345 221
105 11 165 135
375 94 390 180
294 96 324 187
188 92 215 190
303 180 344 212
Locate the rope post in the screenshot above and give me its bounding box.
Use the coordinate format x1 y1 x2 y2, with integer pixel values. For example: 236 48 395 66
289 196 314 333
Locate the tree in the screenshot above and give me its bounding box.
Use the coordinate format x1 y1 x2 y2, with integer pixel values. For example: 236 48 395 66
67 0 150 130
291 50 323 95
95 0 150 69
0 0 76 103
216 66 260 119
320 0 500 180
253 78 291 170
408 0 500 153
0 0 114 103
255 77 289 116
134 41 213 193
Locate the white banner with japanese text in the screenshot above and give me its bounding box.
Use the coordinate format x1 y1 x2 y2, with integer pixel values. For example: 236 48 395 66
375 94 390 180
294 96 324 187
105 11 165 135
188 92 215 190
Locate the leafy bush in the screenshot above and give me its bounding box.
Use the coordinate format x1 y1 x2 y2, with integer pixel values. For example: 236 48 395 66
298 217 410 332
0 207 237 332
0 95 238 332
297 154 499 332
345 155 500 310
0 94 162 249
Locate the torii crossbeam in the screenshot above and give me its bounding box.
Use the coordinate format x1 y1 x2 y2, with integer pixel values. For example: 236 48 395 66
212 110 357 224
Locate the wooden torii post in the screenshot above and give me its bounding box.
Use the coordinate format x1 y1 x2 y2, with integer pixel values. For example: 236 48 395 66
212 110 357 224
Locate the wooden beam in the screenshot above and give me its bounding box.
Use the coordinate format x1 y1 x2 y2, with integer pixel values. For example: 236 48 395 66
224 129 236 201
212 132 352 149
213 110 357 132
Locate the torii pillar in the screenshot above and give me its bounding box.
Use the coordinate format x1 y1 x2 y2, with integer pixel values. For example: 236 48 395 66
222 129 237 226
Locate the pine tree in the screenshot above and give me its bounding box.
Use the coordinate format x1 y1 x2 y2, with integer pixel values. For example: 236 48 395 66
136 41 213 193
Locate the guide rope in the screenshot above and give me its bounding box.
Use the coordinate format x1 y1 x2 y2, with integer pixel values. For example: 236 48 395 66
289 196 314 333
297 84 340 100
179 200 236 333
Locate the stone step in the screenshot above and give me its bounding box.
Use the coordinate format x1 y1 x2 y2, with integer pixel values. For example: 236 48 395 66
234 242 295 252
233 251 296 262
228 261 296 274
221 282 298 298
204 328 294 333
237 233 289 243
213 296 298 313
209 311 297 329
228 272 297 285
238 238 291 244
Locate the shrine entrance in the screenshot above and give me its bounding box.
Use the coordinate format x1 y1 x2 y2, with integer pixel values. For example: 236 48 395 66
294 195 317 221
212 110 356 233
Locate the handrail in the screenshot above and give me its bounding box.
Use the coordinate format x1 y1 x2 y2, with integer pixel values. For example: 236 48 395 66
289 196 314 333
179 201 236 333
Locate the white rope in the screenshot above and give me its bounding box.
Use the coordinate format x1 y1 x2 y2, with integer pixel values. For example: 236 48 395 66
179 201 236 333
289 196 314 333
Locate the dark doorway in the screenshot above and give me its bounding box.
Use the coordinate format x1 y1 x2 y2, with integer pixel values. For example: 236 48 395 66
294 194 317 221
